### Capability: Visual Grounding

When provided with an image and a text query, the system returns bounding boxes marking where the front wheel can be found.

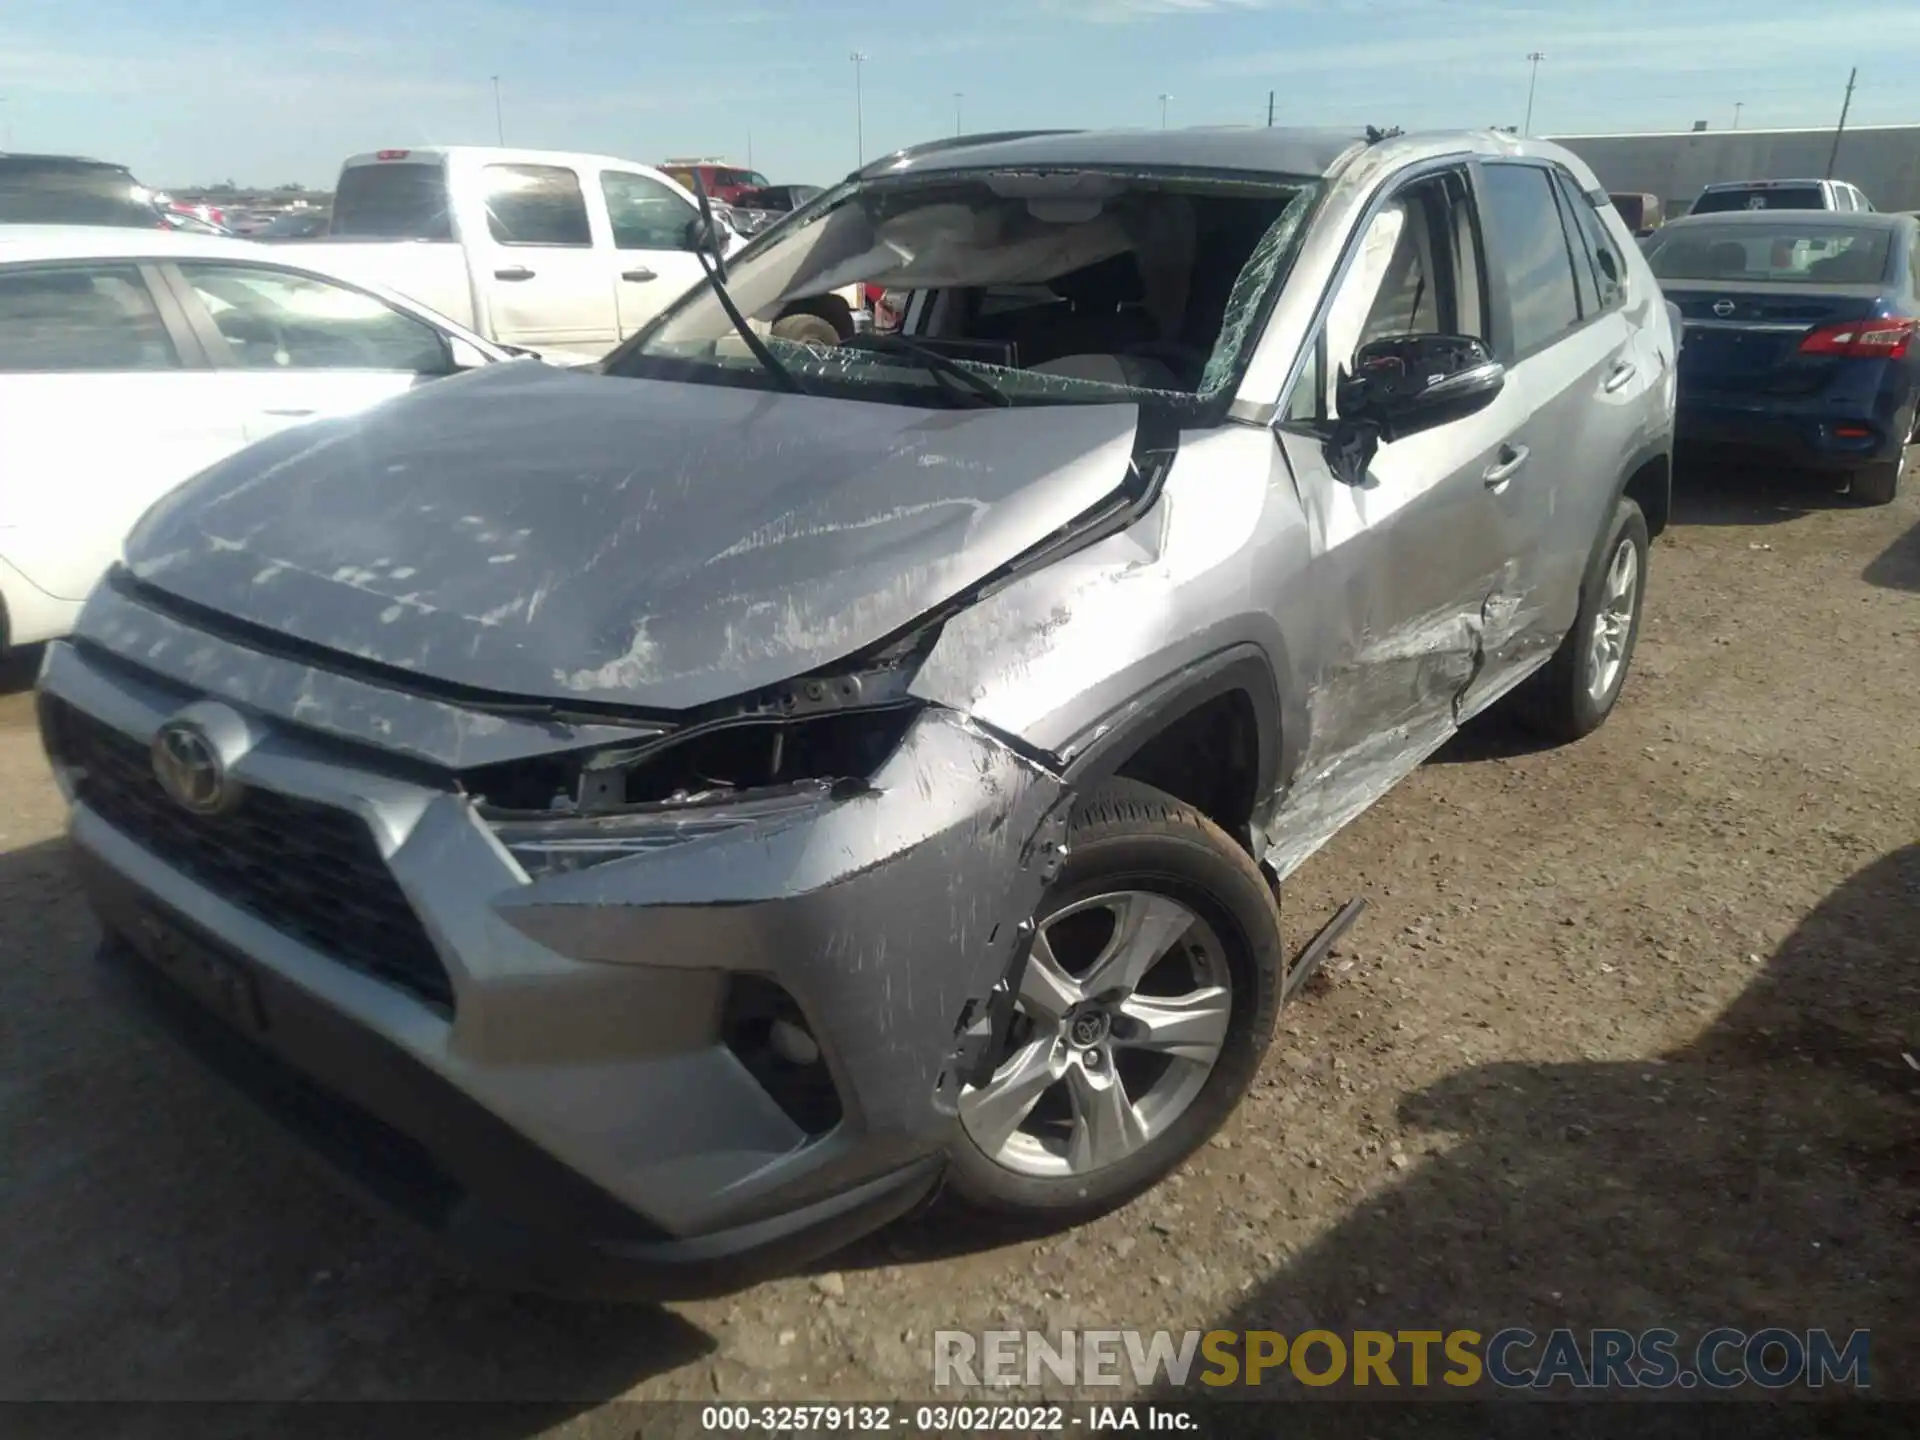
[1513,496,1650,743]
[944,780,1283,1224]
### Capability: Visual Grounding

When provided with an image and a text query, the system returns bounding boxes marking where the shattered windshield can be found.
[602,168,1318,417]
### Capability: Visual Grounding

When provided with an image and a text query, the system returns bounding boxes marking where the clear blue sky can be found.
[1,0,1913,188]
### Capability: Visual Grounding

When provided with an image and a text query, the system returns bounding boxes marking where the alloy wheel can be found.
[1585,536,1639,703]
[958,890,1232,1178]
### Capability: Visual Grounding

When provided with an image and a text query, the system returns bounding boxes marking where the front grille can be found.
[48,698,455,1014]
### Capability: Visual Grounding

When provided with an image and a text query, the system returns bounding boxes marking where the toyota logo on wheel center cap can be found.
[151,720,233,814]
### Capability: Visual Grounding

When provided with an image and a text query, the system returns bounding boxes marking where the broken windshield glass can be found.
[603,168,1320,418]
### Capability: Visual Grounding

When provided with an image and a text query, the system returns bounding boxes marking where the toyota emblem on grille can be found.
[1713,299,1737,318]
[151,720,232,814]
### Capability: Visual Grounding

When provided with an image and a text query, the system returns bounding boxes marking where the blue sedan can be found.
[1645,210,1920,504]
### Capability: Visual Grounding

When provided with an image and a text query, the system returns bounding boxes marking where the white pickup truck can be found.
[293,146,859,361]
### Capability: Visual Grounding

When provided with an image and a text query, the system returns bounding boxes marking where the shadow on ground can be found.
[1862,514,1920,593]
[0,836,712,1427]
[0,643,41,697]
[1670,449,1864,528]
[1162,845,1919,1431]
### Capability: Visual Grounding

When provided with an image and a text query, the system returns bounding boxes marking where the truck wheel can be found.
[771,312,841,346]
[945,780,1283,1224]
[1513,495,1650,743]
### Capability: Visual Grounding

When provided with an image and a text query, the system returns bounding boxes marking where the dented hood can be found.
[123,362,1142,711]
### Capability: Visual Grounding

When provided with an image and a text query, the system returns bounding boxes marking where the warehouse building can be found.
[1548,122,1920,215]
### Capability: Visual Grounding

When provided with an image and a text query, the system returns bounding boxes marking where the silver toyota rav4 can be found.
[39,127,1677,1298]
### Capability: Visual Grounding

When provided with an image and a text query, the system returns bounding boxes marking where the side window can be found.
[1555,171,1624,312]
[178,263,451,373]
[1284,169,1486,424]
[483,164,591,247]
[0,263,178,372]
[601,172,697,251]
[1482,163,1583,355]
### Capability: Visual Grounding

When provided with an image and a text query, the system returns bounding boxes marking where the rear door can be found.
[1462,161,1643,709]
[163,260,460,443]
[468,161,617,357]
[0,259,241,603]
[597,170,708,337]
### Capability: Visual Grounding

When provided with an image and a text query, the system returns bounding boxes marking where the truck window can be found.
[483,165,592,248]
[1692,184,1826,214]
[331,162,454,240]
[600,172,696,251]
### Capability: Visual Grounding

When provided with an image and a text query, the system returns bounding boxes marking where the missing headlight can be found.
[467,703,922,819]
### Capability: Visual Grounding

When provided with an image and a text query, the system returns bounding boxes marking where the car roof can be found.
[1699,178,1836,190]
[0,223,292,262]
[855,125,1584,184]
[1664,210,1910,231]
[0,152,131,171]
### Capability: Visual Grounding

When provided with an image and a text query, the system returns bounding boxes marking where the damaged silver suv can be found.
[39,127,1676,1298]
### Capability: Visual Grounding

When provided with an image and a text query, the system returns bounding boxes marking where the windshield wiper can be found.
[686,173,808,396]
[848,333,1012,408]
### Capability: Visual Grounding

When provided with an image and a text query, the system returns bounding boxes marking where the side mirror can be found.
[447,336,493,370]
[683,213,728,257]
[1336,335,1503,442]
[1327,334,1504,484]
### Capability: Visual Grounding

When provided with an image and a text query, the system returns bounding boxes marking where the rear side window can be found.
[0,264,178,372]
[1692,185,1827,214]
[1556,173,1625,311]
[331,162,453,240]
[1482,163,1582,355]
[483,164,591,247]
[0,162,159,227]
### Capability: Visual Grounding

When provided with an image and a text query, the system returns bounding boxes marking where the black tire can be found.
[943,779,1283,1224]
[1850,454,1903,506]
[770,311,841,346]
[1513,495,1650,743]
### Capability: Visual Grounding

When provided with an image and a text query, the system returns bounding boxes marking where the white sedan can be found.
[0,225,513,653]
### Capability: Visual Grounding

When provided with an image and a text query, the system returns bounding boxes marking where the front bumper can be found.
[39,609,1069,1297]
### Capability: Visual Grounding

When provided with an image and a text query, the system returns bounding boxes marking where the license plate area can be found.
[127,910,268,1038]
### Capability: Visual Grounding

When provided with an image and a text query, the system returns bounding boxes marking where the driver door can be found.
[1266,166,1529,859]
[163,261,458,443]
[597,170,708,338]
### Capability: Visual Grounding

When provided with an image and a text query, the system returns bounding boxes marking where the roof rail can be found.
[850,129,1086,179]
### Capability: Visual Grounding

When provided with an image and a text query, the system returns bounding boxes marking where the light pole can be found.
[953,91,964,136]
[491,75,504,145]
[1733,101,1744,130]
[1522,51,1545,137]
[850,51,868,166]
[1158,93,1172,129]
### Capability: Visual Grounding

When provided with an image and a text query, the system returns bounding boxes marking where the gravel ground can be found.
[2,457,1915,1425]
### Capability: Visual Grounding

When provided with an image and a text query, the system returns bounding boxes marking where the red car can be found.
[659,160,770,207]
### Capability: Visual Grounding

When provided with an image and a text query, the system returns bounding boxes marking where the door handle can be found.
[494,266,535,281]
[1603,360,1638,393]
[1483,444,1530,490]
[621,267,658,283]
[261,408,318,418]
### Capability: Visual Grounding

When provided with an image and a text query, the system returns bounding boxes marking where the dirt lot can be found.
[2,459,1915,1424]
